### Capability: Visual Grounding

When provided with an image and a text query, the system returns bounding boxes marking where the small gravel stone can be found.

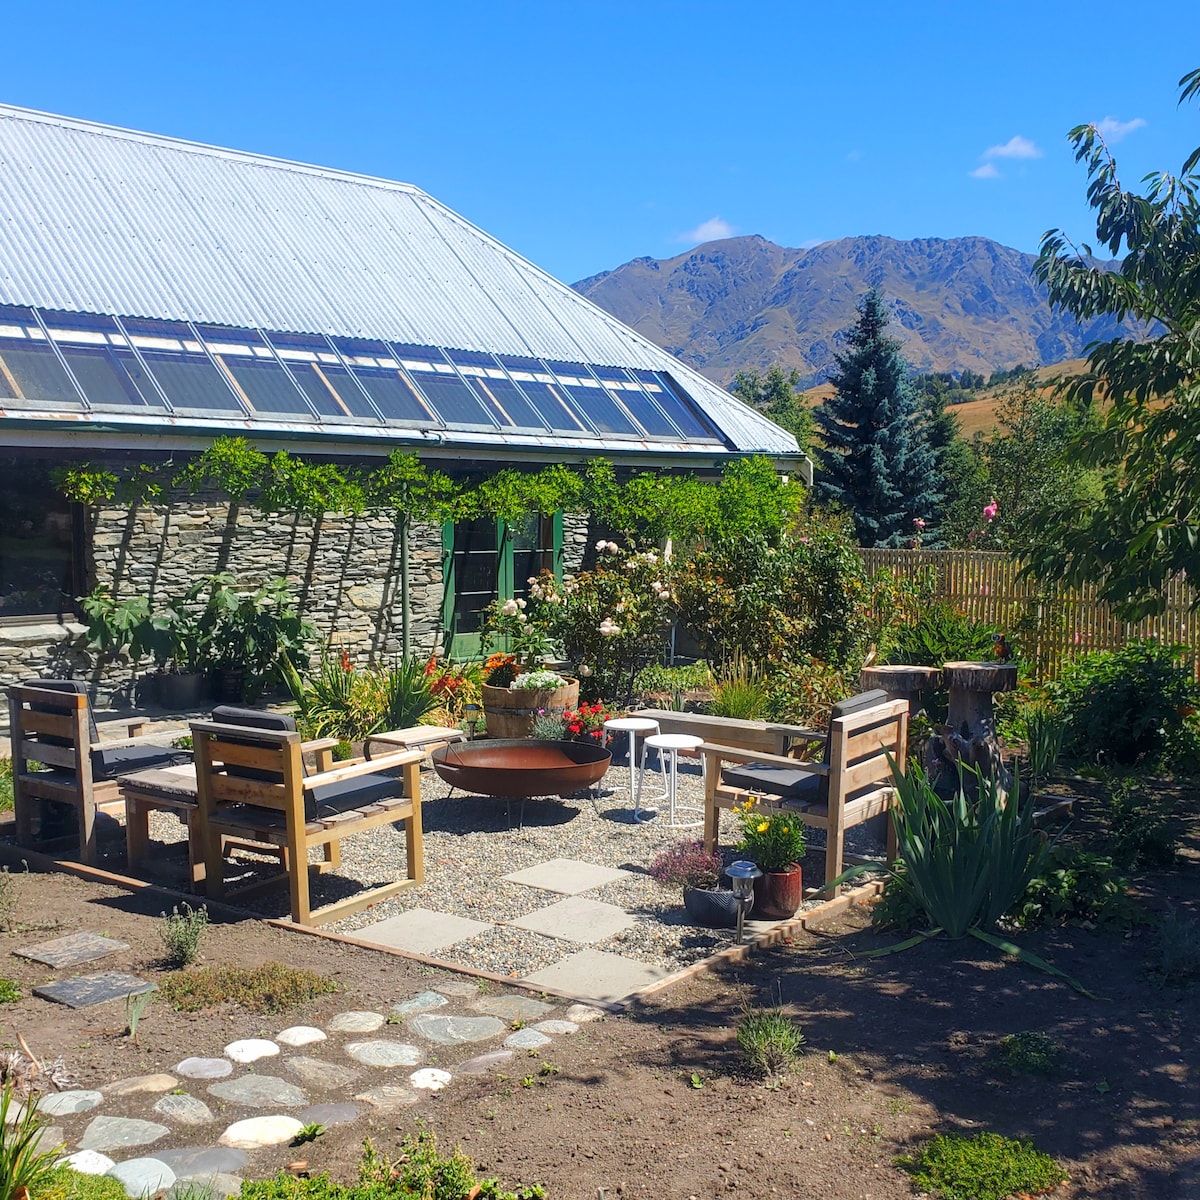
[563,1004,605,1023]
[38,1090,103,1116]
[107,1157,176,1198]
[208,1077,306,1108]
[103,1075,177,1097]
[284,1058,361,1089]
[409,1068,451,1091]
[470,994,553,1021]
[218,1116,304,1150]
[153,1094,214,1126]
[298,1103,360,1126]
[63,1150,114,1176]
[353,1085,420,1111]
[532,1019,579,1035]
[458,1050,515,1076]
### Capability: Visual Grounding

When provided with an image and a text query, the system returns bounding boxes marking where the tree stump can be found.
[927,661,1018,800]
[859,665,944,714]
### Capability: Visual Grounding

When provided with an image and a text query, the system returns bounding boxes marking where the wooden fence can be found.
[858,548,1200,680]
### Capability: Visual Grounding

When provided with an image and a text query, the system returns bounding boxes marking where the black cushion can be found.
[307,772,402,821]
[830,689,891,721]
[211,706,297,732]
[94,743,190,780]
[721,764,823,803]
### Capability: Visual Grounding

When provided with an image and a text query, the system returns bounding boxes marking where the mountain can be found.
[572,234,1123,386]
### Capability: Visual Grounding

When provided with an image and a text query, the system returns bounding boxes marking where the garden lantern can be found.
[725,860,761,944]
[464,703,481,741]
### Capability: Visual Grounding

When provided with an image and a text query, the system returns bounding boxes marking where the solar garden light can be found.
[463,703,481,741]
[725,860,762,944]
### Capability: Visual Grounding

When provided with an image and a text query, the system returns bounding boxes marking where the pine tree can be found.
[812,289,941,546]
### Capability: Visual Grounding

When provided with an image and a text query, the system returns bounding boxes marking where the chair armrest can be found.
[700,743,830,776]
[764,723,826,741]
[302,748,426,790]
[90,729,190,751]
[301,737,340,753]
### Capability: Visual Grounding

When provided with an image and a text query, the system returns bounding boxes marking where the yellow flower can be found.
[757,821,769,833]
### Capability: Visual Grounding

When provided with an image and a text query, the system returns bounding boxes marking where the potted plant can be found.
[734,797,807,920]
[649,840,739,929]
[208,576,312,703]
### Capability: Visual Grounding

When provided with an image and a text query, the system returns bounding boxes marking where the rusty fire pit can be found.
[430,738,612,798]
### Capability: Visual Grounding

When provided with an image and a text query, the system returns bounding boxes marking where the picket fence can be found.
[858,548,1200,680]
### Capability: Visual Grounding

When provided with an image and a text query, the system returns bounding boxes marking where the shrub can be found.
[989,1031,1063,1077]
[160,962,337,1013]
[1012,846,1138,930]
[898,1130,1067,1200]
[0,980,19,1005]
[708,655,770,720]
[766,656,858,728]
[1049,639,1200,767]
[40,1168,128,1200]
[295,654,436,742]
[483,653,518,689]
[634,660,712,700]
[736,1004,806,1077]
[0,758,13,814]
[869,863,927,934]
[159,902,208,967]
[1101,776,1178,869]
[648,841,724,891]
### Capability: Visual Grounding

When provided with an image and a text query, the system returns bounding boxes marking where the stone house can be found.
[0,104,800,730]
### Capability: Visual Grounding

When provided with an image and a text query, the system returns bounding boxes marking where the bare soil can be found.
[1,783,1198,1200]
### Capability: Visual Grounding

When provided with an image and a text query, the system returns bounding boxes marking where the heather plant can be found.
[648,841,724,892]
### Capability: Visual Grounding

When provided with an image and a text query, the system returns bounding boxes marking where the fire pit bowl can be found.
[430,738,612,798]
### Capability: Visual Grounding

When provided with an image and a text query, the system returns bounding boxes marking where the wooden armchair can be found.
[702,694,909,895]
[8,680,189,865]
[190,718,426,926]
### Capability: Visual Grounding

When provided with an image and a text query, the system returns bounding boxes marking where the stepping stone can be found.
[78,1116,170,1154]
[522,948,667,1003]
[208,1076,306,1108]
[276,1026,326,1048]
[15,932,130,969]
[434,979,481,998]
[166,1175,242,1200]
[502,858,631,895]
[391,990,448,1017]
[35,973,155,1009]
[37,1090,103,1116]
[104,1074,177,1097]
[409,1014,505,1046]
[505,1029,550,1050]
[470,994,553,1022]
[510,895,636,943]
[327,1011,385,1034]
[458,1050,515,1076]
[353,1085,419,1111]
[533,1019,579,1035]
[344,1040,422,1068]
[564,1003,605,1023]
[154,1147,250,1179]
[409,1068,451,1091]
[354,909,492,956]
[107,1157,176,1198]
[153,1093,214,1126]
[298,1102,360,1126]
[219,1116,304,1150]
[175,1057,232,1081]
[224,1039,279,1063]
[284,1057,361,1089]
[63,1150,114,1175]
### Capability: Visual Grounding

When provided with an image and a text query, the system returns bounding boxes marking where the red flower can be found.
[339,649,351,673]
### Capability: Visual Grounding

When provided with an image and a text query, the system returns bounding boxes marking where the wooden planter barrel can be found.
[481,678,580,738]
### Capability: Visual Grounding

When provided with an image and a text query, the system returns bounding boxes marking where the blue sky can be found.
[5,1,1199,283]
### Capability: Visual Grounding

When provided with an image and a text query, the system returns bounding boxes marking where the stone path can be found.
[44,984,604,1199]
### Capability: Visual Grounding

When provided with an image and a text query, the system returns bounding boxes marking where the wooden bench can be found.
[702,697,909,895]
[191,719,426,926]
[627,709,825,758]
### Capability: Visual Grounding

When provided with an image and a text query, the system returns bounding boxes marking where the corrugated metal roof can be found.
[0,105,797,456]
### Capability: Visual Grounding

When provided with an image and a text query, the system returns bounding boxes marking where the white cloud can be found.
[1095,115,1146,143]
[983,135,1043,160]
[969,162,1001,180]
[676,216,735,244]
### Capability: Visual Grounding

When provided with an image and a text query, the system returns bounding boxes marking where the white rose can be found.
[516,598,527,609]
[595,539,608,550]
[501,599,519,617]
[579,664,593,677]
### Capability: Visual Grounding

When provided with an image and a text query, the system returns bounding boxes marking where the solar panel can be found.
[0,306,83,405]
[633,370,720,441]
[330,337,435,424]
[264,331,379,420]
[121,318,243,413]
[544,360,640,436]
[43,312,165,408]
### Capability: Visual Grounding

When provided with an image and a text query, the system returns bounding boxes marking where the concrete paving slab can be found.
[522,949,667,1003]
[501,858,631,895]
[15,932,129,969]
[509,895,636,943]
[35,973,155,1009]
[354,909,493,955]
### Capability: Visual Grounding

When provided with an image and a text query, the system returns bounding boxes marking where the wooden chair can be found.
[702,694,909,895]
[190,718,426,926]
[7,680,189,865]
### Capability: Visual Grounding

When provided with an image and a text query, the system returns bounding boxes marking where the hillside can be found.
[573,234,1122,386]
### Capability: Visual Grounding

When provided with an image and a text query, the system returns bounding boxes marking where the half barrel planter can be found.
[481,678,580,738]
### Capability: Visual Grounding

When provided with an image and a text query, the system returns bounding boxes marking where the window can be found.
[0,459,80,620]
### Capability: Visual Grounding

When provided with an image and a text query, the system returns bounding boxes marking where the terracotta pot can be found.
[481,678,579,738]
[752,863,803,920]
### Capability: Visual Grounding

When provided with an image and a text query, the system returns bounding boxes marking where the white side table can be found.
[604,716,661,822]
[641,732,705,828]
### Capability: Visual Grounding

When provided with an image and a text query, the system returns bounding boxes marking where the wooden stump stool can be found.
[859,665,944,714]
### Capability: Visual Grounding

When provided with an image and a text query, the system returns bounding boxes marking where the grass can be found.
[159,961,337,1014]
[898,1131,1067,1200]
[1,1085,66,1200]
[0,979,21,1005]
[989,1031,1063,1077]
[36,1168,128,1200]
[0,758,12,814]
[735,1004,806,1077]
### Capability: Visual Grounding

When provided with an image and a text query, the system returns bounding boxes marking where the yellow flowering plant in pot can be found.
[735,796,807,920]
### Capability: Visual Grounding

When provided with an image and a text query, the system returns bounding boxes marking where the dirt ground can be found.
[1,812,1198,1200]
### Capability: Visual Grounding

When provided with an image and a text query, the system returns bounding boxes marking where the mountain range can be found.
[572,234,1122,387]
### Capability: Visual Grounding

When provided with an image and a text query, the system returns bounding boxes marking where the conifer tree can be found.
[812,289,941,546]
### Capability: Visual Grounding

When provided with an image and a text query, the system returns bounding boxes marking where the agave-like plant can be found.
[832,759,1092,995]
